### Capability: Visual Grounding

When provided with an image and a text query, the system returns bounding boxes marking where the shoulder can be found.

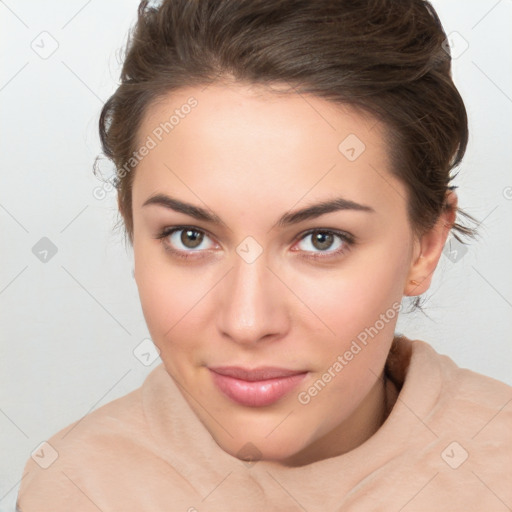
[400,338,512,435]
[17,365,171,511]
[411,338,512,425]
[386,336,512,445]
[412,339,512,505]
[378,337,512,509]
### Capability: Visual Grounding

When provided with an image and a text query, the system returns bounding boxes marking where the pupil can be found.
[181,229,203,249]
[312,231,333,251]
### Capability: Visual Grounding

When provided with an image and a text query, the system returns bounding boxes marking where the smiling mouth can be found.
[208,366,308,407]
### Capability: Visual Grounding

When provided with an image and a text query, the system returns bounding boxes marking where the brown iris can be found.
[181,229,203,249]
[311,231,334,251]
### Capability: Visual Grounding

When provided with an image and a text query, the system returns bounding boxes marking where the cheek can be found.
[289,241,409,373]
[296,251,406,337]
[133,244,208,351]
[290,253,406,421]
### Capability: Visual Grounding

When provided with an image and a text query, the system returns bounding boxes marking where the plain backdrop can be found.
[1,1,511,510]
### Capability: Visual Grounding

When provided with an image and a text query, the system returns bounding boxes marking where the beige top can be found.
[17,337,512,511]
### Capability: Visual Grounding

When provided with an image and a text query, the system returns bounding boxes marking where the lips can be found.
[208,366,308,407]
[209,366,306,381]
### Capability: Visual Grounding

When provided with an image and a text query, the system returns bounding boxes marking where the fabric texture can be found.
[17,337,512,511]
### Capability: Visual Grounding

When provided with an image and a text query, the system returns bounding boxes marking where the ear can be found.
[404,191,457,296]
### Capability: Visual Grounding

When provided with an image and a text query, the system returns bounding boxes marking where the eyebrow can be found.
[142,193,375,227]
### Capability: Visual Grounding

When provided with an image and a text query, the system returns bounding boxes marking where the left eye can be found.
[165,228,216,251]
[295,230,347,253]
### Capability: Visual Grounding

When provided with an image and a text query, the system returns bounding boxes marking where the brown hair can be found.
[98,0,477,246]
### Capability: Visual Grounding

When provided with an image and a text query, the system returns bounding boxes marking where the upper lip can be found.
[209,366,307,381]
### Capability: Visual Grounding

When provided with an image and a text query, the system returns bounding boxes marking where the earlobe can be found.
[405,191,458,296]
[405,254,432,297]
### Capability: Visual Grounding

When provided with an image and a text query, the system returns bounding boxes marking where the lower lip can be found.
[209,370,308,407]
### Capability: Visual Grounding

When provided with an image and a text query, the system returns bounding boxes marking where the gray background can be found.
[1,0,511,510]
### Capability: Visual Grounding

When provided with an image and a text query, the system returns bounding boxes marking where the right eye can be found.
[155,226,219,259]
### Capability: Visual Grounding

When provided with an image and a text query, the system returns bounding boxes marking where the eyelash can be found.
[154,225,355,261]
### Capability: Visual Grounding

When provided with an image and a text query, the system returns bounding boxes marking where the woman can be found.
[17,0,512,510]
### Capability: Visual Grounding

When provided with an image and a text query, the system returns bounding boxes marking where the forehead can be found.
[133,83,405,219]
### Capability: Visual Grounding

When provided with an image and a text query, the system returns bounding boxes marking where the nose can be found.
[216,255,290,346]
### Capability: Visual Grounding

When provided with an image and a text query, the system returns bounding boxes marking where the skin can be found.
[127,82,456,466]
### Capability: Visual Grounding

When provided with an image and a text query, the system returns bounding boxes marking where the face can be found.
[130,83,419,466]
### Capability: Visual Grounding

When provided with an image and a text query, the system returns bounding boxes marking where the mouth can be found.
[208,366,309,407]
